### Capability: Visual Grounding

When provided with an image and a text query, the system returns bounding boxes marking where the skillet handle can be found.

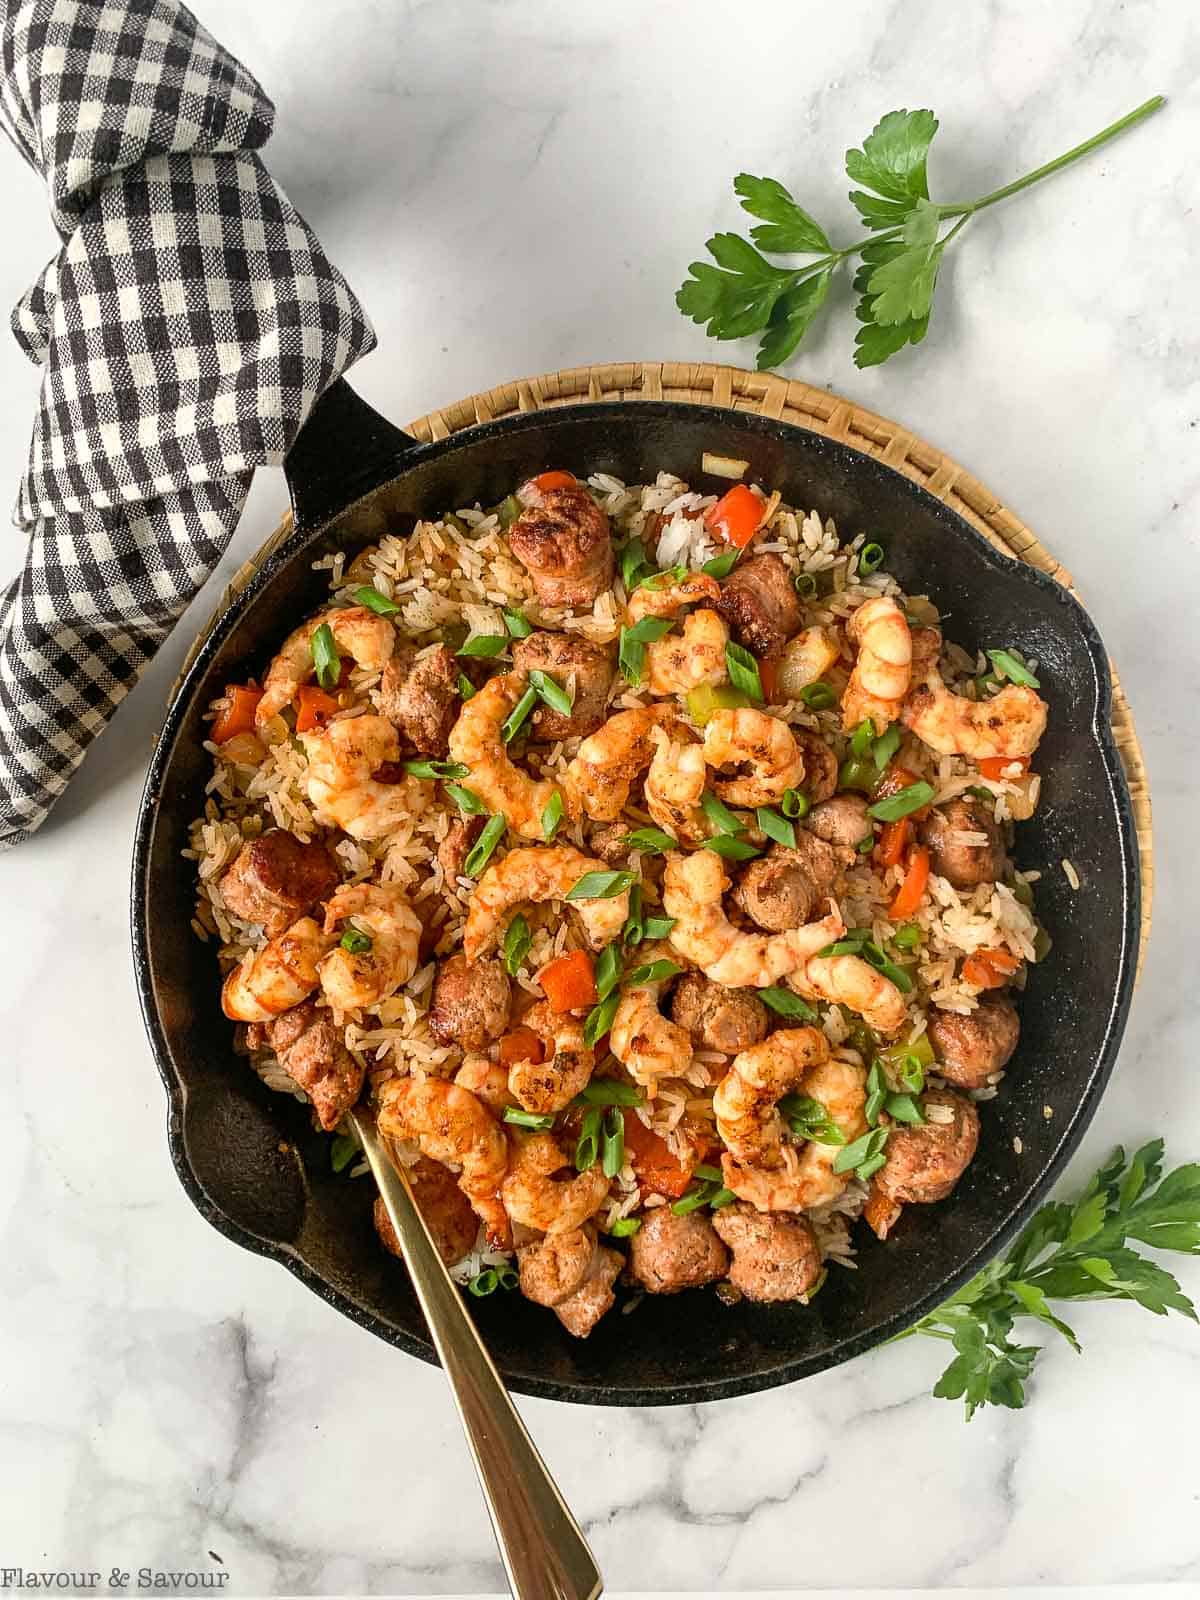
[284,378,426,534]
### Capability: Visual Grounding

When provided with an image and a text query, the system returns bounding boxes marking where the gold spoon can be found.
[349,1107,603,1600]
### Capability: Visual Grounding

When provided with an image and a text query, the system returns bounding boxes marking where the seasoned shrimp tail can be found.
[902,666,1048,759]
[319,883,422,1012]
[791,953,908,1036]
[609,943,694,1087]
[643,727,708,842]
[301,713,432,841]
[563,704,680,822]
[626,572,720,621]
[463,844,632,960]
[377,1076,510,1248]
[702,708,804,806]
[500,1132,609,1234]
[510,1003,595,1113]
[221,916,331,1021]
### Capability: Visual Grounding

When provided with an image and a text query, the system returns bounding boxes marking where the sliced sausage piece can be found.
[793,730,838,805]
[428,954,512,1049]
[876,1088,980,1204]
[927,995,1020,1090]
[733,832,841,933]
[510,632,614,741]
[553,1242,623,1337]
[378,644,461,756]
[508,484,614,608]
[806,792,871,852]
[219,830,340,935]
[438,816,484,885]
[670,972,769,1054]
[517,1225,598,1307]
[266,1000,363,1131]
[715,553,804,656]
[921,797,1005,890]
[627,1207,729,1294]
[374,1157,480,1266]
[711,1204,823,1302]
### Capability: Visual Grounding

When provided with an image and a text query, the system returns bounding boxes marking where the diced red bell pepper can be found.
[211,684,264,743]
[704,483,763,549]
[537,949,597,1013]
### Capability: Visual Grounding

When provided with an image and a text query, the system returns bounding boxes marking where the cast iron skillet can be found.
[131,379,1140,1405]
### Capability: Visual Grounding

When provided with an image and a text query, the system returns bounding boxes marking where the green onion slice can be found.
[330,1134,359,1173]
[567,870,634,901]
[496,494,522,529]
[594,942,623,1002]
[639,565,688,592]
[541,790,564,841]
[340,927,372,955]
[702,836,761,861]
[468,1269,499,1296]
[798,680,836,709]
[858,541,886,575]
[575,1106,602,1171]
[702,549,740,579]
[671,1184,715,1216]
[456,672,476,700]
[756,807,795,848]
[620,537,653,591]
[621,827,677,855]
[759,987,817,1020]
[310,622,340,689]
[401,758,470,780]
[463,812,506,877]
[497,1266,519,1291]
[832,1126,891,1177]
[872,723,901,771]
[884,1092,927,1126]
[575,1081,643,1107]
[850,718,877,758]
[353,585,400,616]
[868,781,935,821]
[583,990,622,1048]
[642,914,677,941]
[500,685,538,743]
[457,633,509,659]
[503,913,531,977]
[793,571,818,600]
[708,1186,736,1209]
[893,922,922,951]
[700,791,744,835]
[529,669,574,716]
[618,617,673,685]
[987,648,1040,689]
[898,1053,926,1094]
[865,1061,888,1127]
[779,1093,846,1146]
[621,883,645,946]
[601,1107,625,1178]
[502,1106,556,1130]
[503,606,533,638]
[780,787,809,819]
[623,959,681,988]
[725,641,764,703]
[445,783,486,815]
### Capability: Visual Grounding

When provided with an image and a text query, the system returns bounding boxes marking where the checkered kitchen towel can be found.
[0,0,374,848]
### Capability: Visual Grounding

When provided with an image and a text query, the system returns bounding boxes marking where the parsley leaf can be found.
[756,269,834,371]
[734,173,831,254]
[845,108,938,224]
[902,1139,1200,1420]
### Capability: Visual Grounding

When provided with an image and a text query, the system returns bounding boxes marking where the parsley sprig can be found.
[899,1140,1200,1419]
[677,97,1164,370]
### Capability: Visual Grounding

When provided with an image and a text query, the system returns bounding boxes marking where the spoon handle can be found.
[351,1109,603,1600]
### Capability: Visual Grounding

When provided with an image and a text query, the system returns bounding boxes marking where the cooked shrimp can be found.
[377,1076,510,1247]
[702,707,804,806]
[455,1053,515,1114]
[646,609,729,696]
[626,572,721,622]
[463,845,632,960]
[509,1002,595,1113]
[663,849,843,988]
[790,953,908,1035]
[643,727,708,842]
[716,1036,867,1212]
[902,666,1048,759]
[841,596,912,731]
[256,606,395,725]
[300,713,428,840]
[500,1132,610,1234]
[563,703,679,822]
[609,942,693,1086]
[446,673,564,840]
[221,915,331,1021]
[319,883,422,1011]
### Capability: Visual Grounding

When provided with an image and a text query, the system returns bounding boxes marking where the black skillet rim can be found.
[131,400,1140,1405]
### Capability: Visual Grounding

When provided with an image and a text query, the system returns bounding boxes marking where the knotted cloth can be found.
[0,0,374,847]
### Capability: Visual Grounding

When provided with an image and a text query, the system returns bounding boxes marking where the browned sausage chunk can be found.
[428,953,512,1049]
[510,632,614,741]
[437,816,484,884]
[378,644,461,756]
[920,797,1005,890]
[711,1204,823,1302]
[517,1225,598,1307]
[553,1243,623,1337]
[265,1000,363,1131]
[927,995,1020,1090]
[373,1156,480,1266]
[876,1088,980,1204]
[733,832,840,933]
[715,553,804,656]
[671,972,769,1054]
[219,830,340,935]
[627,1207,729,1294]
[806,792,871,852]
[589,824,634,865]
[793,730,838,805]
[508,484,614,608]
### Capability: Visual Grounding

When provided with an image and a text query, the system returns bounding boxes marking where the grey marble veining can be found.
[1,0,1199,1594]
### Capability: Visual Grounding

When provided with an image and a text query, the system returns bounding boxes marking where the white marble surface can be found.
[2,1,1199,1594]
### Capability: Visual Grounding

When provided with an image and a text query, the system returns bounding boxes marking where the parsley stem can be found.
[938,94,1165,218]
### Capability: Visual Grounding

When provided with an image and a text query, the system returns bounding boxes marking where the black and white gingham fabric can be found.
[0,0,375,848]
